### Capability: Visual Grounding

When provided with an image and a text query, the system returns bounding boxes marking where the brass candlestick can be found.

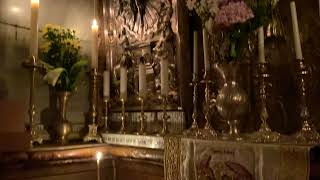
[23,56,48,146]
[119,98,127,134]
[251,63,280,143]
[198,72,218,139]
[293,59,320,144]
[84,69,102,143]
[103,97,110,133]
[136,97,147,135]
[158,95,170,136]
[183,74,200,137]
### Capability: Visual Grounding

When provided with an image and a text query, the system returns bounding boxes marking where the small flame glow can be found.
[96,152,102,161]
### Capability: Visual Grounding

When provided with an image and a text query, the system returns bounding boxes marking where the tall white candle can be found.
[30,0,39,60]
[193,31,199,77]
[258,27,266,63]
[120,67,127,100]
[160,59,169,96]
[290,1,303,60]
[103,71,110,97]
[91,19,99,69]
[202,28,210,72]
[139,62,147,98]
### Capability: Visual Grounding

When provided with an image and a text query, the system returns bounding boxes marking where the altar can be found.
[1,136,320,180]
[164,136,319,180]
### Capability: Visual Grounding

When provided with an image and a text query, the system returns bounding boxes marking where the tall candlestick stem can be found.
[197,72,217,139]
[119,98,126,134]
[104,97,110,133]
[137,97,146,135]
[294,59,320,144]
[158,96,169,136]
[84,69,102,143]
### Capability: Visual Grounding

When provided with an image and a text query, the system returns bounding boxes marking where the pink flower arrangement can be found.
[214,1,254,27]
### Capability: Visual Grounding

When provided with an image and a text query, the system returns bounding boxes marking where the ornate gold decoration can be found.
[119,98,127,134]
[158,96,170,136]
[293,59,320,144]
[250,63,280,143]
[136,97,147,135]
[84,69,102,143]
[184,75,200,137]
[22,57,49,146]
[164,136,181,180]
[198,72,218,139]
[103,97,110,133]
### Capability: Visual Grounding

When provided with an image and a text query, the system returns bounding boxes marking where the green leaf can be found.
[39,60,54,71]
[44,68,66,87]
[69,59,88,91]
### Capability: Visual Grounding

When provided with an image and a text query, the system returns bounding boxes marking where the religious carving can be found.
[108,0,179,109]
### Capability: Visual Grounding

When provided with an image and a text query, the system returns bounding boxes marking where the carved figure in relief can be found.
[113,0,178,104]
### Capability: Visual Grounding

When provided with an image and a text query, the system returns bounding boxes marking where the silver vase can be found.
[214,63,248,141]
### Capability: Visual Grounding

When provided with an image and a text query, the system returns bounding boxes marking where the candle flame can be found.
[31,0,39,5]
[92,19,98,27]
[96,152,102,161]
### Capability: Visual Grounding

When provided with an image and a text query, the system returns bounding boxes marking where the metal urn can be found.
[214,63,249,140]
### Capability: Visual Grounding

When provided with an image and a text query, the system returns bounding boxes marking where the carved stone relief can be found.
[105,0,181,110]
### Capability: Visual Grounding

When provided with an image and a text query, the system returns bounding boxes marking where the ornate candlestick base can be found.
[136,97,147,135]
[251,63,280,143]
[84,123,102,143]
[183,76,200,137]
[157,95,170,136]
[251,107,280,143]
[198,74,217,140]
[294,120,320,144]
[293,59,320,144]
[23,57,49,146]
[30,124,49,145]
[119,98,127,134]
[84,69,102,143]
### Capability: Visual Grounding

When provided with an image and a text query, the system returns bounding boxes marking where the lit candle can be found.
[96,152,102,180]
[160,59,169,96]
[103,71,110,97]
[258,26,266,63]
[120,66,127,100]
[193,31,199,77]
[290,1,303,60]
[139,58,147,98]
[91,19,99,69]
[30,0,39,60]
[202,28,210,72]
